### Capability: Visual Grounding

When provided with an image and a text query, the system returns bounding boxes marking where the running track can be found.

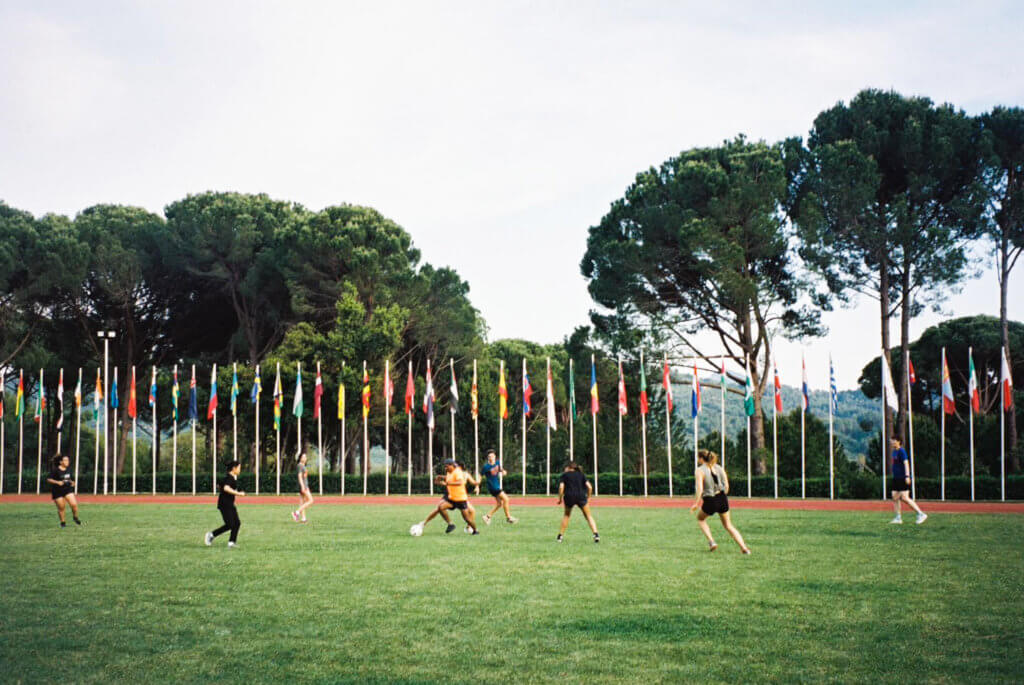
[1,494,1021,514]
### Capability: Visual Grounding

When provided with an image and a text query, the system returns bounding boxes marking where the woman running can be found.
[292,452,314,523]
[556,461,599,543]
[205,460,245,548]
[46,455,81,528]
[690,449,750,554]
[479,448,518,525]
[889,437,927,524]
[413,459,481,535]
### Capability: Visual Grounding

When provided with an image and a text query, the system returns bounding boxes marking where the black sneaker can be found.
[445,523,456,534]
[74,518,82,526]
[470,530,480,535]
[60,522,66,528]
[556,534,563,543]
[593,534,600,544]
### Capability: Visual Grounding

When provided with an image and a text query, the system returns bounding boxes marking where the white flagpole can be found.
[172,365,178,495]
[569,358,574,463]
[111,367,117,494]
[296,362,302,459]
[0,371,5,495]
[57,369,63,456]
[720,355,725,470]
[92,368,99,494]
[75,369,82,494]
[276,361,281,496]
[384,360,390,497]
[17,370,23,494]
[880,356,886,500]
[522,357,527,496]
[546,357,551,496]
[1000,345,1006,502]
[212,363,218,495]
[36,368,43,495]
[745,356,751,498]
[828,355,835,501]
[190,364,196,495]
[131,366,137,494]
[499,360,504,492]
[906,350,916,500]
[428,359,434,497]
[940,347,946,501]
[318,361,324,496]
[641,349,648,498]
[617,354,623,497]
[450,358,455,469]
[406,361,412,496]
[150,367,156,496]
[800,355,805,499]
[772,363,778,500]
[592,354,598,496]
[693,361,699,476]
[969,346,975,502]
[255,364,261,496]
[340,362,347,495]
[665,353,673,498]
[363,360,369,496]
[233,363,238,462]
[474,359,479,484]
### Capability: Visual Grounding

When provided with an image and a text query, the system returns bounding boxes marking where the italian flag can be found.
[968,349,980,413]
[1002,348,1014,412]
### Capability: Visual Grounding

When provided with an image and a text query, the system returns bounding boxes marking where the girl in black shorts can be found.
[46,455,81,528]
[690,449,749,554]
[556,462,599,543]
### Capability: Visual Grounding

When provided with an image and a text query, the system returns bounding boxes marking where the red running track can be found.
[1,493,1022,514]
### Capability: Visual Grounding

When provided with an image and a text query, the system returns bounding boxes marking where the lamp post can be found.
[97,331,116,494]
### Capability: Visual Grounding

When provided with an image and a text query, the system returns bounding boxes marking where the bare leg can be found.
[696,511,715,546]
[501,493,512,519]
[558,507,572,536]
[892,492,902,518]
[423,503,453,526]
[297,491,314,518]
[65,493,80,520]
[488,499,503,518]
[55,499,66,524]
[580,504,599,534]
[900,491,924,516]
[461,507,477,532]
[719,512,749,552]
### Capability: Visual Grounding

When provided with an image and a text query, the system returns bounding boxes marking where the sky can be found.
[1,0,1022,390]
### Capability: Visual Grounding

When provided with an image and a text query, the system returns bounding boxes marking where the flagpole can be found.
[828,356,835,501]
[191,364,196,496]
[363,360,369,496]
[276,362,281,496]
[255,364,261,496]
[799,354,805,499]
[641,349,648,498]
[131,366,137,494]
[969,346,975,502]
[150,367,156,495]
[406,361,411,496]
[693,361,699,476]
[772,363,778,500]
[57,369,63,456]
[1000,346,1006,502]
[569,359,574,463]
[212,363,218,496]
[499,360,504,492]
[522,358,527,496]
[93,368,99,495]
[745,356,751,498]
[18,369,24,494]
[75,369,82,495]
[0,371,5,495]
[617,355,623,497]
[340,361,347,496]
[112,367,118,494]
[940,348,946,501]
[474,359,479,485]
[385,360,390,497]
[546,357,552,496]
[906,350,916,500]
[450,357,456,471]
[318,362,324,496]
[592,354,598,496]
[720,356,725,470]
[665,354,673,498]
[233,363,238,463]
[296,362,302,460]
[880,355,886,500]
[428,359,434,497]
[172,365,178,495]
[36,368,43,494]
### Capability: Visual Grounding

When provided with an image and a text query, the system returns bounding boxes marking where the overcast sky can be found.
[2,1,1021,389]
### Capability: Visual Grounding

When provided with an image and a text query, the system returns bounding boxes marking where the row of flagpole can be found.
[0,345,1015,499]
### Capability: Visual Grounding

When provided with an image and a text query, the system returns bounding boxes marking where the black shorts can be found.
[51,489,72,501]
[701,492,729,516]
[487,486,504,498]
[564,496,588,510]
[892,482,911,493]
[443,496,468,511]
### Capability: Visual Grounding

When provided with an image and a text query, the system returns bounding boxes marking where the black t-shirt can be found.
[218,474,238,508]
[559,470,588,500]
[49,467,72,495]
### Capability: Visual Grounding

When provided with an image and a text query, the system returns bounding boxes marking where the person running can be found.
[292,452,314,523]
[556,461,599,543]
[479,448,518,525]
[414,459,480,535]
[889,437,927,525]
[690,449,750,554]
[46,455,81,528]
[205,460,245,548]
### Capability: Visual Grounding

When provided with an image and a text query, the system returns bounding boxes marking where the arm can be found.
[903,459,911,481]
[690,470,704,510]
[223,485,245,496]
[46,477,63,486]
[586,481,593,497]
[557,481,564,504]
[721,468,730,495]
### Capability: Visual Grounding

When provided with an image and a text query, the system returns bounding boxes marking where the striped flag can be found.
[16,370,25,418]
[449,362,458,414]
[617,360,627,416]
[471,363,479,420]
[968,349,980,412]
[230,367,240,416]
[881,354,899,412]
[0,370,4,420]
[149,369,158,409]
[801,353,809,411]
[404,364,414,415]
[941,350,955,414]
[546,361,557,430]
[313,368,323,419]
[743,361,755,417]
[251,367,262,405]
[109,371,118,410]
[424,361,435,429]
[172,368,180,421]
[498,363,508,420]
[523,362,532,417]
[34,374,46,421]
[639,359,649,415]
[590,359,599,415]
[127,367,137,420]
[74,371,82,409]
[188,368,197,420]
[207,366,218,420]
[273,367,282,431]
[56,369,65,430]
[663,359,673,414]
[829,356,838,414]
[772,358,783,413]
[1002,347,1014,412]
[292,365,303,418]
[93,370,102,422]
[361,366,370,419]
[691,361,701,418]
[569,361,577,421]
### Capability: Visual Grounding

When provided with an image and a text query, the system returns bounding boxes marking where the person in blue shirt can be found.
[478,449,518,525]
[889,438,927,524]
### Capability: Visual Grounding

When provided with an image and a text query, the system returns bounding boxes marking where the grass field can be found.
[1,502,1022,684]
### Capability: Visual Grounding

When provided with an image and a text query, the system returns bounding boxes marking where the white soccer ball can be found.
[409,523,424,537]
[464,526,473,534]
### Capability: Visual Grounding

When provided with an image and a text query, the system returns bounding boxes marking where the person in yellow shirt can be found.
[414,459,481,535]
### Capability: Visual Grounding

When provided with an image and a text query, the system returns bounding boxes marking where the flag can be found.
[292,365,303,418]
[313,368,323,419]
[498,364,508,420]
[56,370,65,430]
[801,354,809,411]
[0,370,4,420]
[663,359,673,414]
[273,367,282,431]
[188,368,197,421]
[424,362,435,429]
[337,373,345,420]
[384,363,394,407]
[34,375,46,422]
[773,358,783,413]
[941,350,955,414]
[908,357,917,385]
[639,360,649,415]
[251,367,262,405]
[569,361,577,421]
[1001,348,1013,412]
[404,364,414,415]
[523,363,532,417]
[93,370,102,422]
[149,368,157,414]
[74,372,82,410]
[617,361,627,416]
[231,367,240,416]
[743,361,755,417]
[110,372,118,410]
[691,361,701,419]
[208,367,219,420]
[449,362,458,414]
[968,350,980,413]
[171,368,179,421]
[16,371,25,418]
[881,354,899,412]
[471,364,479,420]
[361,367,370,419]
[546,362,557,430]
[829,356,838,414]
[127,367,137,420]
[590,360,599,415]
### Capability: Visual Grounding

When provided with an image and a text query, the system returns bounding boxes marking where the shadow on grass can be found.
[554,612,720,642]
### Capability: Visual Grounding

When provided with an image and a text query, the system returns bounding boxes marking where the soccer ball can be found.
[409,523,424,537]
[464,526,473,534]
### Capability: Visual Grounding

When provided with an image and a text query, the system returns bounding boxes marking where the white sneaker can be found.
[204,532,213,546]
[228,541,237,548]
[507,516,519,524]
[916,513,928,525]
[889,517,903,524]
[483,514,492,526]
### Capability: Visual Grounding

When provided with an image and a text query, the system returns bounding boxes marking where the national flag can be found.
[170,367,179,421]
[546,362,557,430]
[292,365,303,418]
[208,366,218,420]
[691,361,701,419]
[663,359,673,414]
[127,367,137,420]
[471,364,479,420]
[881,353,899,412]
[272,367,282,431]
[639,360,649,415]
[109,371,118,410]
[313,368,323,419]
[404,364,414,415]
[590,359,599,415]
[149,367,157,415]
[829,356,838,414]
[93,370,102,422]
[251,366,262,405]
[56,369,65,429]
[801,354,809,411]
[968,349,980,413]
[384,363,394,407]
[188,368,197,421]
[0,370,4,420]
[74,371,82,410]
[569,361,577,421]
[424,362,435,429]
[498,364,508,420]
[34,374,46,422]
[908,357,917,385]
[16,370,25,418]
[230,367,240,416]
[772,358,783,413]
[1001,347,1013,412]
[523,363,532,417]
[617,361,627,416]
[941,350,955,414]
[337,373,345,420]
[361,366,370,419]
[449,362,458,414]
[743,361,755,417]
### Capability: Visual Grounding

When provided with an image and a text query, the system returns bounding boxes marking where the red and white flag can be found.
[1001,347,1014,412]
[313,368,323,419]
[617,360,627,416]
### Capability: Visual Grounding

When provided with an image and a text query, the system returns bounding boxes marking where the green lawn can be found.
[1,502,1022,684]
